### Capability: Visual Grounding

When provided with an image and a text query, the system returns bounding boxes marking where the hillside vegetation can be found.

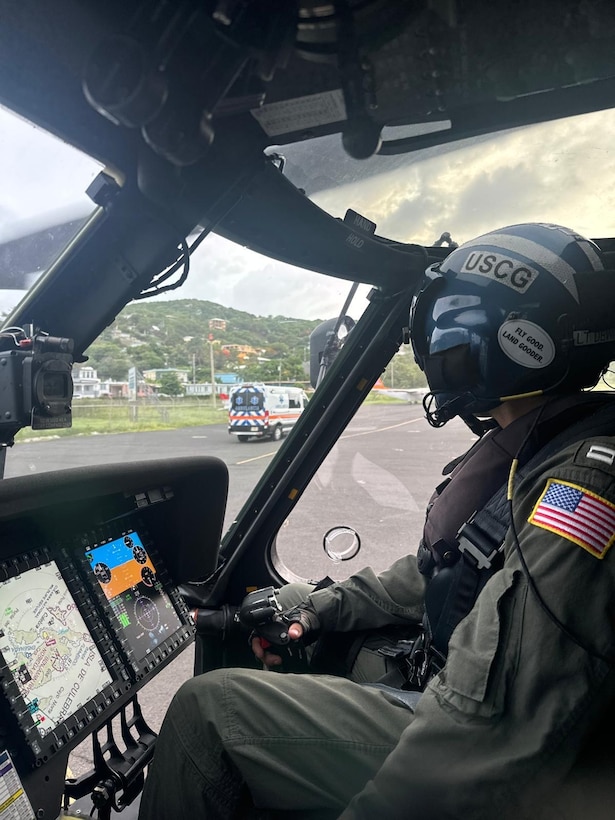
[83,298,427,388]
[84,299,321,383]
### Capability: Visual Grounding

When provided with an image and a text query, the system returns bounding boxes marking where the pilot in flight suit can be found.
[138,223,615,820]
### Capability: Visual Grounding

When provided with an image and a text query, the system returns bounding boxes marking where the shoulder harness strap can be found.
[426,400,615,668]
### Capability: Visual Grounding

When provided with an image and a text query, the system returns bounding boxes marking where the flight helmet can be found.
[410,223,615,427]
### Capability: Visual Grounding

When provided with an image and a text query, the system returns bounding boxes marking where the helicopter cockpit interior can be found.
[0,2,614,817]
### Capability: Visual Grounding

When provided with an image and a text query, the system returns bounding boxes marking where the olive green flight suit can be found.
[139,435,615,820]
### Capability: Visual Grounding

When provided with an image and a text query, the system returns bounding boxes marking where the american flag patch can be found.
[529,479,615,559]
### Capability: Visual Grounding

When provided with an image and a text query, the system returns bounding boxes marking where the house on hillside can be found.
[221,344,259,360]
[142,368,190,384]
[209,318,227,331]
[99,380,129,399]
[72,365,101,399]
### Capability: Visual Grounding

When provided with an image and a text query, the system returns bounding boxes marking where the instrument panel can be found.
[0,456,228,818]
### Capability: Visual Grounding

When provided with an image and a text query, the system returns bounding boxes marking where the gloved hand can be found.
[239,587,321,670]
[280,602,322,641]
[252,600,322,666]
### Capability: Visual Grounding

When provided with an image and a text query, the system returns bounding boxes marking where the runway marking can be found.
[234,418,424,463]
[235,451,277,465]
[341,417,424,439]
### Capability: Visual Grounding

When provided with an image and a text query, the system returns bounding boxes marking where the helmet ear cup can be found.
[410,223,613,424]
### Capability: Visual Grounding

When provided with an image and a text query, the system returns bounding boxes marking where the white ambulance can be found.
[228,383,309,442]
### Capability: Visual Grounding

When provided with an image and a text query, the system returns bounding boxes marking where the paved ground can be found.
[5,404,475,779]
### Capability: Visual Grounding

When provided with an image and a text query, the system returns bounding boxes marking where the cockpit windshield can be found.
[276,107,615,245]
[2,102,615,544]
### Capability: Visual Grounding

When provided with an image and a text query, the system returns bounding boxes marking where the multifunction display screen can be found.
[85,532,182,662]
[0,561,112,737]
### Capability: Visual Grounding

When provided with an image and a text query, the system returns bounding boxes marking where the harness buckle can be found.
[377,640,415,660]
[456,515,505,570]
[403,631,444,690]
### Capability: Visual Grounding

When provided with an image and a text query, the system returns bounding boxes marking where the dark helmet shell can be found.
[411,223,613,424]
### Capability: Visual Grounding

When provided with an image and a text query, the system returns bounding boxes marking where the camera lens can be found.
[41,371,68,400]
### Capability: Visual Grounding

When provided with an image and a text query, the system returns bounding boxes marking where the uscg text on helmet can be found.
[460,251,538,293]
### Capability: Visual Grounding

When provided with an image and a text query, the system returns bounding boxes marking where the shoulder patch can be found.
[575,439,615,471]
[528,478,615,559]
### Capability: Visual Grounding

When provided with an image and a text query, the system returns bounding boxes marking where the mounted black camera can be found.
[0,324,74,445]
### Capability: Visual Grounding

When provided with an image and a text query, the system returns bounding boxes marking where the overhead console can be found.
[0,456,227,819]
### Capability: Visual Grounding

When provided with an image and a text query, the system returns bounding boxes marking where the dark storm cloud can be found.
[434,163,547,239]
[315,110,615,257]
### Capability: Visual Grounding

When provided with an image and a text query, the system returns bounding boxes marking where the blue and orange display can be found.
[85,532,182,661]
[86,533,157,601]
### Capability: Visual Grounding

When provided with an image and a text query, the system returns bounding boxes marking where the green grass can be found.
[15,400,227,442]
[364,390,425,405]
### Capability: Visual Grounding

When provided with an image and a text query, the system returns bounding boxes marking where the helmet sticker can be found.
[459,251,538,292]
[497,320,555,369]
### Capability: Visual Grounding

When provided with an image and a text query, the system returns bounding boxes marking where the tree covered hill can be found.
[83,299,322,382]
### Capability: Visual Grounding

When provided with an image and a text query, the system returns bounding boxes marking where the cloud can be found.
[155,233,371,320]
[0,105,100,243]
[311,109,615,249]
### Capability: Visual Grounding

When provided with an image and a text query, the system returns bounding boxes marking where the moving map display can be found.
[85,532,182,662]
[0,561,112,738]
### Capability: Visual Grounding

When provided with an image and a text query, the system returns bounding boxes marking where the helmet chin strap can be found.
[499,389,544,402]
[460,414,498,436]
[423,391,494,430]
[422,391,454,427]
[423,362,575,431]
[423,388,547,436]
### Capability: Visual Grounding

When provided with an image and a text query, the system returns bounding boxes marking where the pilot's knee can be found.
[169,667,264,728]
[155,669,231,750]
[171,667,229,715]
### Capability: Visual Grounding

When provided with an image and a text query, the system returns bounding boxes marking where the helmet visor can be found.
[421,344,480,393]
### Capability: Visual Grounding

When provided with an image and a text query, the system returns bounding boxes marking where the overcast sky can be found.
[1,104,615,321]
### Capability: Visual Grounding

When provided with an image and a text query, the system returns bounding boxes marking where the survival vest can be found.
[416,397,615,684]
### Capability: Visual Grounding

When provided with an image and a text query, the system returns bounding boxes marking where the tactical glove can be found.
[239,586,321,645]
[281,601,321,644]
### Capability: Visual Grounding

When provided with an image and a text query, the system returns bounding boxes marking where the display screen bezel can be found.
[83,530,185,666]
[77,524,194,681]
[0,548,126,764]
[0,505,195,766]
